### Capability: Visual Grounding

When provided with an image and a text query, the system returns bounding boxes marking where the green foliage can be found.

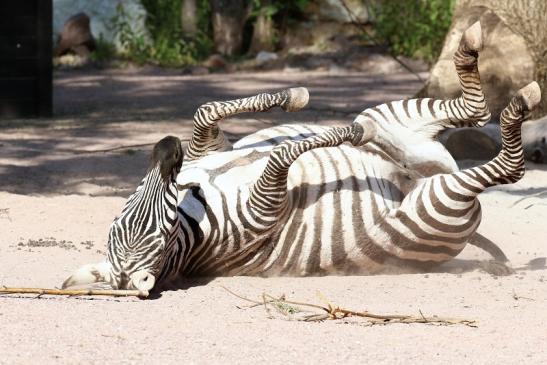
[89,35,116,63]
[372,0,455,63]
[141,0,213,66]
[111,3,150,64]
[110,1,213,67]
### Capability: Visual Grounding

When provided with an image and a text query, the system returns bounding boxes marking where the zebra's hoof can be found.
[517,81,541,112]
[462,21,483,53]
[281,87,309,112]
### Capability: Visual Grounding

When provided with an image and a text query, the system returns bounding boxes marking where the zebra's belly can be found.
[177,141,422,275]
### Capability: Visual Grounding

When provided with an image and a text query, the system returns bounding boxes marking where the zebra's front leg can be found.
[246,121,376,229]
[382,82,541,265]
[186,87,309,160]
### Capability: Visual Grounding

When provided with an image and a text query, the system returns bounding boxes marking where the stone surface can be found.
[441,125,500,160]
[306,0,371,23]
[255,51,279,63]
[202,54,228,70]
[523,116,547,163]
[441,119,547,164]
[55,12,95,57]
[423,6,535,120]
[53,0,148,49]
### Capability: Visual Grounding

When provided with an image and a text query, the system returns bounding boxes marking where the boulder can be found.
[440,117,547,164]
[422,5,535,120]
[55,12,95,57]
[440,124,500,160]
[306,0,370,23]
[523,116,547,163]
[202,54,228,70]
[255,51,278,63]
[53,0,148,50]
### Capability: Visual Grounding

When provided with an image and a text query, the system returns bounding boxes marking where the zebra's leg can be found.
[352,22,491,155]
[186,87,309,160]
[246,121,377,229]
[385,82,540,257]
[444,21,491,127]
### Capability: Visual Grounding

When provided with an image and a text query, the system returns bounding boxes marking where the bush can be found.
[110,0,213,67]
[372,0,455,63]
[89,36,116,63]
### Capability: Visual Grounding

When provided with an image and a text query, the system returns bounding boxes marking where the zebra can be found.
[63,22,541,292]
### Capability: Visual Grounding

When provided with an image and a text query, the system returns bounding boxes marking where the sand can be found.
[0,68,546,364]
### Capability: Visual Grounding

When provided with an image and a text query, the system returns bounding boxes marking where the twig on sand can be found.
[512,289,535,301]
[510,190,547,208]
[222,286,477,327]
[0,286,149,298]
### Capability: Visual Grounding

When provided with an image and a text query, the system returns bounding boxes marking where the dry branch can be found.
[222,286,477,327]
[0,286,149,298]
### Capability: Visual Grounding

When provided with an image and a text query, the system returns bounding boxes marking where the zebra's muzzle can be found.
[128,270,156,291]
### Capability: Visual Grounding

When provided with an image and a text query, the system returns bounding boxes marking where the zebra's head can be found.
[62,136,184,292]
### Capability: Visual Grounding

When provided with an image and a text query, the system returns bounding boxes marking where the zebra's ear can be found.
[61,261,114,289]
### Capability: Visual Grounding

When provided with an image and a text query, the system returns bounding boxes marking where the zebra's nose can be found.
[129,270,156,292]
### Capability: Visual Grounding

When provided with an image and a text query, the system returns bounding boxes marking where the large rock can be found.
[306,0,371,23]
[53,0,148,49]
[440,117,547,164]
[54,12,95,57]
[523,116,547,163]
[422,5,535,120]
[440,124,500,161]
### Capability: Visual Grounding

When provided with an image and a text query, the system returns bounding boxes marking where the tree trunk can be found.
[210,0,249,56]
[181,0,198,36]
[248,1,275,54]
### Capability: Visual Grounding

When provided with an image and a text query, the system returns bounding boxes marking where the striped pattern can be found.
[106,165,179,287]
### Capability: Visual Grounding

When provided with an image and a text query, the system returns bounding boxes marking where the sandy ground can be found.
[1,68,546,364]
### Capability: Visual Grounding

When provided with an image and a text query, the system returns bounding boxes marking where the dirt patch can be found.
[13,238,95,252]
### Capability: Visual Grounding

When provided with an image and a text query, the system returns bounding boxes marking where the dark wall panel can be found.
[0,0,51,118]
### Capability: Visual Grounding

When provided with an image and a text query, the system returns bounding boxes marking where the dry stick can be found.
[510,190,547,208]
[0,287,149,298]
[222,286,477,327]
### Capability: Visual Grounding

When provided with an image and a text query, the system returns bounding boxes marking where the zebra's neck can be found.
[117,166,179,246]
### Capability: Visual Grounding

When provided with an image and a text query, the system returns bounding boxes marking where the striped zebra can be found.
[63,22,541,292]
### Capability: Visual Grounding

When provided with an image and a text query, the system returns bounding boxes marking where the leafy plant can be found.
[111,3,150,64]
[89,35,116,63]
[140,0,213,66]
[372,0,455,63]
[108,1,213,67]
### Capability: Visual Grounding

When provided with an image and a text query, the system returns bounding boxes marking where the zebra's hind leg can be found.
[444,21,491,127]
[186,87,309,160]
[382,82,540,264]
[246,122,376,230]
